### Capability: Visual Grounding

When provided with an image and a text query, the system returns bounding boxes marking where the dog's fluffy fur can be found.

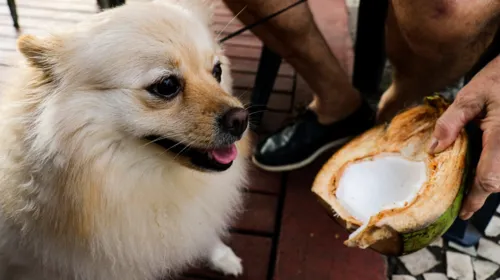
[0,1,250,279]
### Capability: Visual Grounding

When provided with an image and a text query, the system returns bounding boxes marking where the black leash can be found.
[218,0,308,43]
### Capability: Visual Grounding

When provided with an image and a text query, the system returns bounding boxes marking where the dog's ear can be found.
[17,34,62,71]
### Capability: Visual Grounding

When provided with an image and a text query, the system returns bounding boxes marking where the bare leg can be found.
[378,0,500,122]
[222,0,361,124]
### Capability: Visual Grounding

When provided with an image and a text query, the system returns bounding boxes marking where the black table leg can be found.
[250,46,282,131]
[7,0,19,29]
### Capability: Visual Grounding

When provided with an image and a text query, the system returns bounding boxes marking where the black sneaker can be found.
[252,100,375,172]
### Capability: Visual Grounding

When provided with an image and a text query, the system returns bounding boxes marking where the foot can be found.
[208,241,243,277]
[252,100,375,172]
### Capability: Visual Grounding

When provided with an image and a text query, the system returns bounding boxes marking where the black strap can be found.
[218,0,307,43]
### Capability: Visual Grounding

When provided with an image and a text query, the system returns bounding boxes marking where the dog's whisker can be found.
[173,146,190,160]
[216,5,247,41]
[152,141,189,161]
[133,134,185,158]
[236,91,248,100]
[159,139,191,158]
[248,110,268,116]
[172,136,201,160]
[151,134,198,160]
[141,135,171,148]
[130,138,189,169]
[244,104,267,110]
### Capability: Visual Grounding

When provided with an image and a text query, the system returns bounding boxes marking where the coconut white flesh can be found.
[336,154,427,224]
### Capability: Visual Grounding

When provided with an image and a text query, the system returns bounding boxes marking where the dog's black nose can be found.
[220,108,249,137]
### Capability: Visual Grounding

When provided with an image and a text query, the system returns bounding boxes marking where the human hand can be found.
[428,56,500,220]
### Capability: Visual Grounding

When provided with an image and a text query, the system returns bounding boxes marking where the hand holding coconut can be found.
[429,56,500,221]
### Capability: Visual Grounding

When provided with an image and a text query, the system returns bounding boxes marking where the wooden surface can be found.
[0,1,387,279]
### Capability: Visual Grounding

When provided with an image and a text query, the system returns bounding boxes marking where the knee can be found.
[392,0,498,57]
[400,20,469,58]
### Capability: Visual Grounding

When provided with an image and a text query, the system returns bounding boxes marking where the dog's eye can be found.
[212,62,222,83]
[147,76,182,99]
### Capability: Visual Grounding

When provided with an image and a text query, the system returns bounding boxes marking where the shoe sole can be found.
[251,137,352,172]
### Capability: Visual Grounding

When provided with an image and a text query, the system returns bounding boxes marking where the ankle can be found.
[308,96,363,125]
[314,112,342,125]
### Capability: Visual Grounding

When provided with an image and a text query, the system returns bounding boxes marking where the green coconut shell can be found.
[312,95,471,256]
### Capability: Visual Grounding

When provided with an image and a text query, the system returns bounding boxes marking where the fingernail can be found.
[428,137,439,154]
[459,211,473,220]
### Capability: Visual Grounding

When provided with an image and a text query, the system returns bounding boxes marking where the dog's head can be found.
[17,0,249,172]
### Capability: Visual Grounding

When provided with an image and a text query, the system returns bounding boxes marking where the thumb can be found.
[429,93,484,154]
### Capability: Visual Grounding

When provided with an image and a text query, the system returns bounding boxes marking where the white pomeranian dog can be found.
[0,1,251,279]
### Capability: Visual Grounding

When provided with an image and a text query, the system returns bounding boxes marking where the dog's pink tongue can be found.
[210,145,238,164]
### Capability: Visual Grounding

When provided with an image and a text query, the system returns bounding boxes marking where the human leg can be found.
[377,0,500,122]
[222,0,361,123]
[222,0,375,171]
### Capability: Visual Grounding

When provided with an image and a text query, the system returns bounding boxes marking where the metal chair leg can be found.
[249,46,282,131]
[351,0,388,97]
[97,0,125,10]
[7,0,19,29]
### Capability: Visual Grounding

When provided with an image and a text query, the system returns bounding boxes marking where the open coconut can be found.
[312,95,470,256]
